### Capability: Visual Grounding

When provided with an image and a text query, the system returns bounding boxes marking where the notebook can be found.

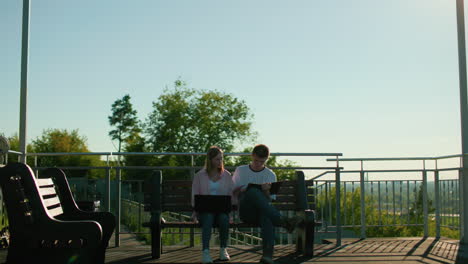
[247,181,283,194]
[194,195,232,213]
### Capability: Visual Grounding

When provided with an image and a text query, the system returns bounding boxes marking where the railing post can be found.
[19,0,30,164]
[456,0,468,245]
[106,167,111,212]
[34,156,38,176]
[190,155,195,246]
[422,170,428,237]
[115,168,121,247]
[325,181,330,233]
[378,182,382,225]
[434,169,441,238]
[335,168,341,247]
[460,167,466,241]
[138,181,142,233]
[360,170,366,239]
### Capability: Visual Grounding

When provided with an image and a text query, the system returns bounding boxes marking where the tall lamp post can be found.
[456,0,468,245]
[19,0,30,163]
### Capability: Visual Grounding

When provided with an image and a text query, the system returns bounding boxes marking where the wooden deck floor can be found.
[0,233,466,263]
[104,232,468,264]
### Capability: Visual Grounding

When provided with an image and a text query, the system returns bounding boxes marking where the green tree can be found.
[405,184,435,236]
[143,79,256,179]
[108,94,141,153]
[31,129,103,178]
[122,134,154,180]
[145,79,255,153]
[227,147,297,181]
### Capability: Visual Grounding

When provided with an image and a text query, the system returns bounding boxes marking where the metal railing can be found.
[318,155,462,241]
[2,151,463,246]
[3,150,342,247]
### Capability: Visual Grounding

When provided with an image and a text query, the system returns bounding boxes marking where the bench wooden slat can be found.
[43,196,61,208]
[275,195,297,203]
[278,181,296,187]
[273,204,297,211]
[162,181,192,188]
[47,206,63,217]
[163,202,191,207]
[163,197,190,204]
[39,186,57,197]
[164,193,190,198]
[276,188,296,195]
[162,189,191,195]
[163,206,193,212]
[37,178,54,187]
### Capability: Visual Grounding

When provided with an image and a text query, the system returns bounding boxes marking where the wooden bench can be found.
[143,170,316,259]
[0,162,115,264]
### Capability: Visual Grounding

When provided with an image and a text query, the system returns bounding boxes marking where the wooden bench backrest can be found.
[145,171,315,213]
[36,178,64,217]
[0,163,64,234]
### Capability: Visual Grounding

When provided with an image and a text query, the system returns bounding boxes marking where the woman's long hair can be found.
[205,146,224,173]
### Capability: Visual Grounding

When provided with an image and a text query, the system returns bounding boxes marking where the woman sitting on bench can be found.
[191,146,234,264]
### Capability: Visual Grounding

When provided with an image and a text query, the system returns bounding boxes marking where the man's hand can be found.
[261,183,271,199]
[261,183,271,191]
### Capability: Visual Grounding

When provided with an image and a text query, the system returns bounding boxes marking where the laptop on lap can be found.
[194,195,232,214]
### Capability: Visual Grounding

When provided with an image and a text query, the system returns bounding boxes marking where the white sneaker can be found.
[219,247,230,261]
[202,249,213,264]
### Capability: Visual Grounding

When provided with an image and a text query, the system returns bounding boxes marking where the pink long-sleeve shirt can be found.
[191,168,234,207]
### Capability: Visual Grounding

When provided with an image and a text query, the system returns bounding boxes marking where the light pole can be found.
[456,0,468,245]
[19,0,30,163]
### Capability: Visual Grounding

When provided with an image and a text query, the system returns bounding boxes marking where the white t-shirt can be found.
[232,164,277,200]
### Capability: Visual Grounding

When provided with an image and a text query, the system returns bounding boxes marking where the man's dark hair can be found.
[252,144,270,158]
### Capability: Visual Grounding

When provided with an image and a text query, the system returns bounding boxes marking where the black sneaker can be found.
[281,216,303,233]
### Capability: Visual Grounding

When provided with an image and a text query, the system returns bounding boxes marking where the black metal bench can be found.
[0,162,115,264]
[143,170,317,259]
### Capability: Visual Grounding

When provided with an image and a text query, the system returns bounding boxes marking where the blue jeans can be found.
[239,187,282,256]
[198,212,229,250]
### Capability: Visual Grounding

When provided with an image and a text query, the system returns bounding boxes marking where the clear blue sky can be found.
[1,0,463,166]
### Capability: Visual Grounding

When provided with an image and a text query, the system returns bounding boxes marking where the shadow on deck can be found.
[0,232,465,263]
[104,232,468,264]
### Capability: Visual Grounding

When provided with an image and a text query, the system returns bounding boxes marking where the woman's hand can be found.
[232,185,245,196]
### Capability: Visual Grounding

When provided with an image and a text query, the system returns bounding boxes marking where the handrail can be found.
[17,151,342,157]
[6,150,23,155]
[32,165,343,170]
[326,153,468,162]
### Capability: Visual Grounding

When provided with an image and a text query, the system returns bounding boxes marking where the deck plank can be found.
[103,232,467,264]
[0,233,465,263]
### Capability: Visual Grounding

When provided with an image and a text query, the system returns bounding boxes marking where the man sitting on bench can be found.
[233,144,302,264]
